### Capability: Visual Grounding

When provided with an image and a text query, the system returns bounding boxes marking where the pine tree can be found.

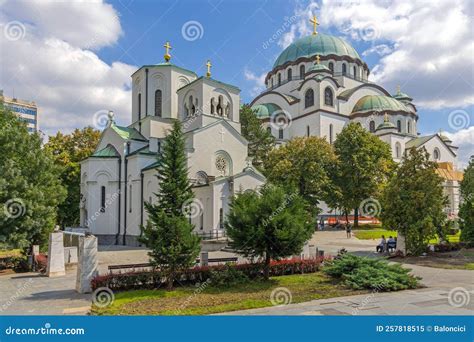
[226,185,313,279]
[140,120,200,289]
[381,148,447,255]
[459,157,474,244]
[240,104,275,171]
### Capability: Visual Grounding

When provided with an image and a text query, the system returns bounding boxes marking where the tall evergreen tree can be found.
[0,105,66,250]
[381,148,447,255]
[332,122,394,227]
[140,120,200,289]
[44,127,100,227]
[240,104,275,171]
[226,185,313,279]
[459,157,474,244]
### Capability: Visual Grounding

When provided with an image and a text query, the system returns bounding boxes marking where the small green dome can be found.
[352,95,410,114]
[308,63,331,73]
[273,33,362,69]
[376,120,396,130]
[393,91,412,102]
[251,103,281,118]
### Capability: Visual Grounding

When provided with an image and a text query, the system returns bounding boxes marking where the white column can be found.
[76,235,98,294]
[46,232,65,277]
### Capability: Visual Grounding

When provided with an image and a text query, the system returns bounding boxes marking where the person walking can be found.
[345,223,352,238]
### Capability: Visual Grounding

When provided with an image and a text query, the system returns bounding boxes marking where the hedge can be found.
[91,257,327,292]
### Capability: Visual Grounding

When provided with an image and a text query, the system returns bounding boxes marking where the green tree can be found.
[240,104,275,171]
[0,105,66,250]
[140,120,200,289]
[44,127,100,227]
[332,122,394,227]
[226,185,313,279]
[459,157,474,244]
[263,136,336,214]
[381,148,447,255]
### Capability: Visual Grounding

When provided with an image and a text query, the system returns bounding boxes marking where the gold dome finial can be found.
[315,54,321,64]
[206,60,212,78]
[163,41,172,62]
[396,84,401,94]
[310,14,320,36]
[384,112,389,122]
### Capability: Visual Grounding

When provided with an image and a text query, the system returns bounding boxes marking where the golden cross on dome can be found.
[206,60,212,78]
[163,41,172,62]
[309,14,319,35]
[396,84,401,94]
[315,54,321,64]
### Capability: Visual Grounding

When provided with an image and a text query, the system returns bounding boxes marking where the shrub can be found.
[91,257,325,292]
[323,254,419,291]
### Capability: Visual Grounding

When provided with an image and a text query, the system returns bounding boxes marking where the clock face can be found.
[215,155,227,174]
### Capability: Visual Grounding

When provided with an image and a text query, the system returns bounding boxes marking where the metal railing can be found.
[194,230,227,240]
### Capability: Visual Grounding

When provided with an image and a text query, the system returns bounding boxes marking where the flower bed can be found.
[91,257,328,292]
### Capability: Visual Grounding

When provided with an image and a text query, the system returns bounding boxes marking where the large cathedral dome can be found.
[273,33,362,69]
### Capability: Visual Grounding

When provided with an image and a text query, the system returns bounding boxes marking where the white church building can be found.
[80,45,265,245]
[250,17,462,219]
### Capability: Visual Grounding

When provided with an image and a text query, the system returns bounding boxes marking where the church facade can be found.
[250,19,462,218]
[80,45,265,245]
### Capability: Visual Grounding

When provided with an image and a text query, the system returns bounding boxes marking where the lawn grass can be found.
[0,249,22,258]
[91,272,367,315]
[353,229,460,244]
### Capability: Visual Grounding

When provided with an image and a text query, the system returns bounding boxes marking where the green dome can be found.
[376,120,396,130]
[251,103,281,118]
[273,33,362,69]
[352,95,410,114]
[308,63,330,73]
[393,91,412,102]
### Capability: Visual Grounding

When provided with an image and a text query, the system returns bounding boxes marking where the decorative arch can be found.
[395,142,401,158]
[195,171,209,185]
[214,150,233,176]
[324,87,334,106]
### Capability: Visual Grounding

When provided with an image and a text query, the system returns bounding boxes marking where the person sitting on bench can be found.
[376,235,386,253]
[387,236,397,252]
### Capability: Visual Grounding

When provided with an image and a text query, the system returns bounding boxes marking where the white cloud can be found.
[0,0,135,136]
[278,1,319,49]
[244,69,266,97]
[362,44,393,57]
[446,126,474,170]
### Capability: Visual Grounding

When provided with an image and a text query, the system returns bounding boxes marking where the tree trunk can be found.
[264,253,271,280]
[354,207,359,228]
[167,270,175,290]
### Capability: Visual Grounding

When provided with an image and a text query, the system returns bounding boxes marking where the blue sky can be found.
[1,0,472,165]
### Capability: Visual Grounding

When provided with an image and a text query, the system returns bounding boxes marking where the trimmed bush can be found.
[91,257,326,292]
[323,254,419,291]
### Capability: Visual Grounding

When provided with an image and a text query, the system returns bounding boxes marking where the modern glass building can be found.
[0,90,38,133]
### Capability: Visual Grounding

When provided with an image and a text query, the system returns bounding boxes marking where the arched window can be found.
[328,62,334,73]
[278,73,281,85]
[219,208,224,229]
[210,98,215,114]
[287,68,292,81]
[353,66,357,78]
[271,79,274,88]
[200,213,204,230]
[407,120,411,134]
[304,88,314,108]
[129,184,132,213]
[278,128,284,139]
[138,93,142,119]
[329,124,334,144]
[154,90,162,117]
[397,120,401,133]
[217,96,223,116]
[433,148,440,160]
[306,125,310,137]
[324,87,333,106]
[395,142,401,158]
[369,120,376,133]
[342,63,347,75]
[100,186,106,212]
[300,65,305,77]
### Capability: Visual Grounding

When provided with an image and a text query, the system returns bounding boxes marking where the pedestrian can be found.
[345,223,352,238]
